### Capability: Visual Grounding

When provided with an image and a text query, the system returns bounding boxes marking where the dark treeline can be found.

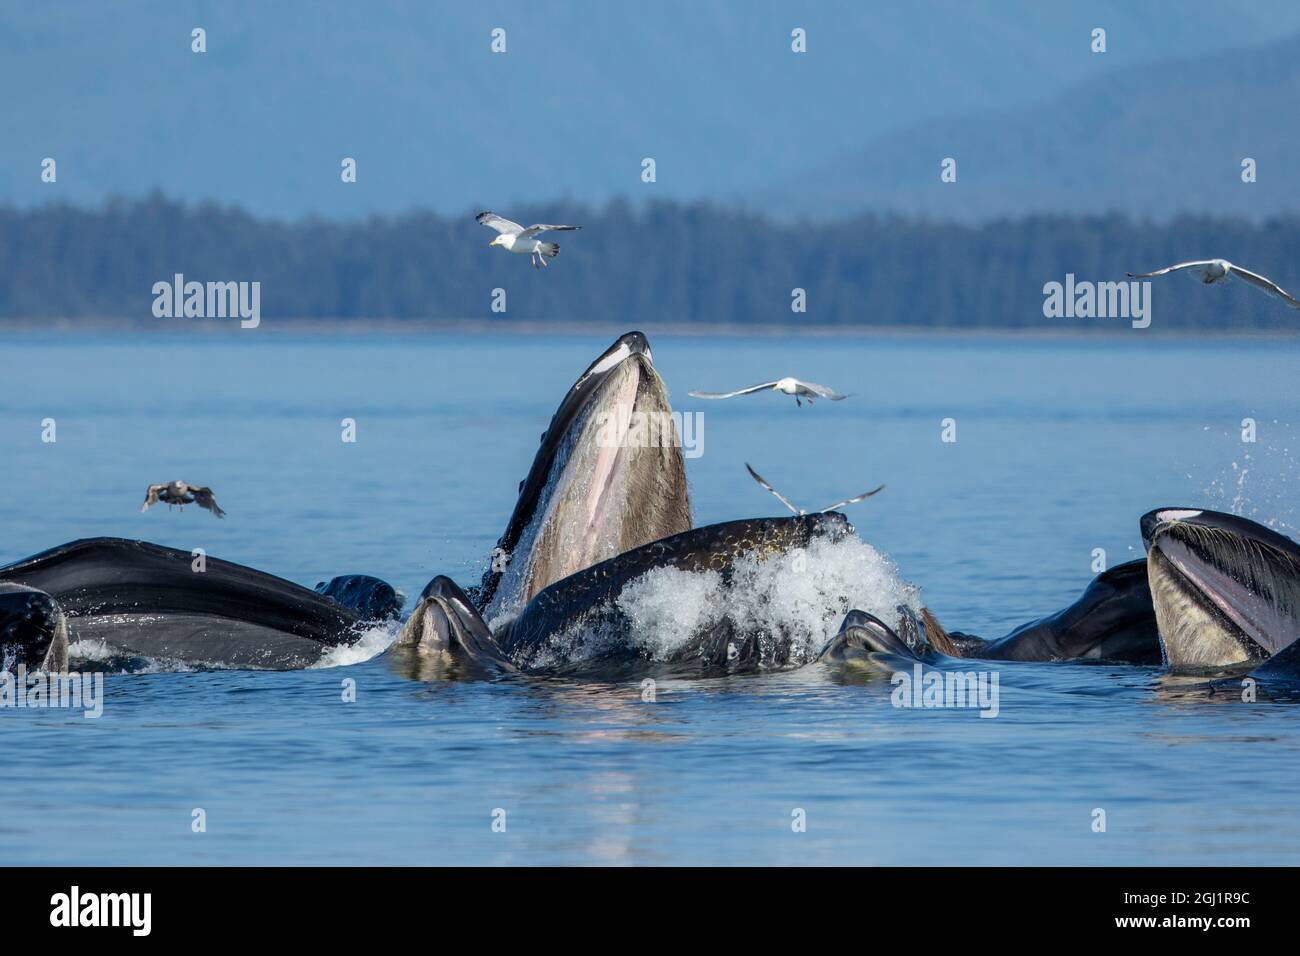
[3,192,1300,329]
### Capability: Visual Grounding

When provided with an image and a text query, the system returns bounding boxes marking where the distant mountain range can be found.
[4,1,1300,220]
[757,28,1300,222]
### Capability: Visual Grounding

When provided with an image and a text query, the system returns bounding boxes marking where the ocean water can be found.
[2,329,1299,865]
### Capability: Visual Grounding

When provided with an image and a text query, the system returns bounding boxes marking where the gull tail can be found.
[540,242,560,259]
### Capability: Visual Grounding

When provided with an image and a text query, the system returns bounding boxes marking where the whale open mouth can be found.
[398,576,510,669]
[1141,508,1300,672]
[477,332,692,623]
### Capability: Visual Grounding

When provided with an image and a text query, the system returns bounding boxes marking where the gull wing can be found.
[475,212,524,235]
[520,223,582,238]
[141,483,164,512]
[818,484,885,513]
[1126,261,1215,279]
[1228,263,1300,308]
[798,380,849,401]
[190,486,226,518]
[688,382,779,400]
[745,463,802,515]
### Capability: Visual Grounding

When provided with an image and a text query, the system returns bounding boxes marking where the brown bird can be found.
[140,480,226,518]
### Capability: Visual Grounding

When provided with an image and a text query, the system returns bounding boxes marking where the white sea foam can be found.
[616,564,727,656]
[66,638,196,673]
[526,533,922,668]
[65,638,119,662]
[310,622,397,668]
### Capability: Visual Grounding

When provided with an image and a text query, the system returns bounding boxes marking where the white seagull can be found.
[745,463,883,516]
[689,377,849,407]
[141,480,226,518]
[1128,259,1300,309]
[476,211,582,268]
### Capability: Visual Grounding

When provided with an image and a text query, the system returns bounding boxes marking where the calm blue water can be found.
[2,330,1299,865]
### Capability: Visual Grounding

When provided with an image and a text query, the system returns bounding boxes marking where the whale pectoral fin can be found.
[397,576,516,672]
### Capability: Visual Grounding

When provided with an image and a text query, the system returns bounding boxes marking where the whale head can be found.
[819,610,913,664]
[1141,508,1300,672]
[476,332,693,622]
[397,576,511,669]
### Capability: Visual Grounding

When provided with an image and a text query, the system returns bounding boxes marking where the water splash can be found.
[311,622,398,668]
[1202,419,1299,535]
[66,638,197,673]
[526,534,922,669]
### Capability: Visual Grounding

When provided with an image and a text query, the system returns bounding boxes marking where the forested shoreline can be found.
[3,193,1299,330]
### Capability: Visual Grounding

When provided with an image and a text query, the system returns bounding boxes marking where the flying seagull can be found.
[745,463,883,516]
[141,480,226,518]
[476,211,582,269]
[689,377,849,407]
[1128,259,1300,309]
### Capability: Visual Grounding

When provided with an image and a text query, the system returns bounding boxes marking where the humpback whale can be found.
[393,575,517,676]
[401,513,865,674]
[824,508,1300,678]
[475,331,692,623]
[0,332,692,675]
[815,560,1161,668]
[819,608,927,664]
[11,327,1291,687]
[0,538,391,671]
[925,559,1161,664]
[1141,508,1300,673]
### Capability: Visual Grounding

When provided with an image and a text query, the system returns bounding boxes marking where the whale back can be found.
[501,513,851,667]
[0,537,360,648]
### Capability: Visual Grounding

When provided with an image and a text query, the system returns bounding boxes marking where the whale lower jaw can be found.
[521,358,679,594]
[397,576,514,671]
[1145,517,1300,673]
[1147,548,1261,672]
[484,349,691,623]
[397,601,455,655]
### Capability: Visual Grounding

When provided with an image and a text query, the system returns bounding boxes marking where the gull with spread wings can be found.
[745,463,883,516]
[689,377,849,407]
[141,480,226,518]
[476,211,582,268]
[1128,258,1300,309]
